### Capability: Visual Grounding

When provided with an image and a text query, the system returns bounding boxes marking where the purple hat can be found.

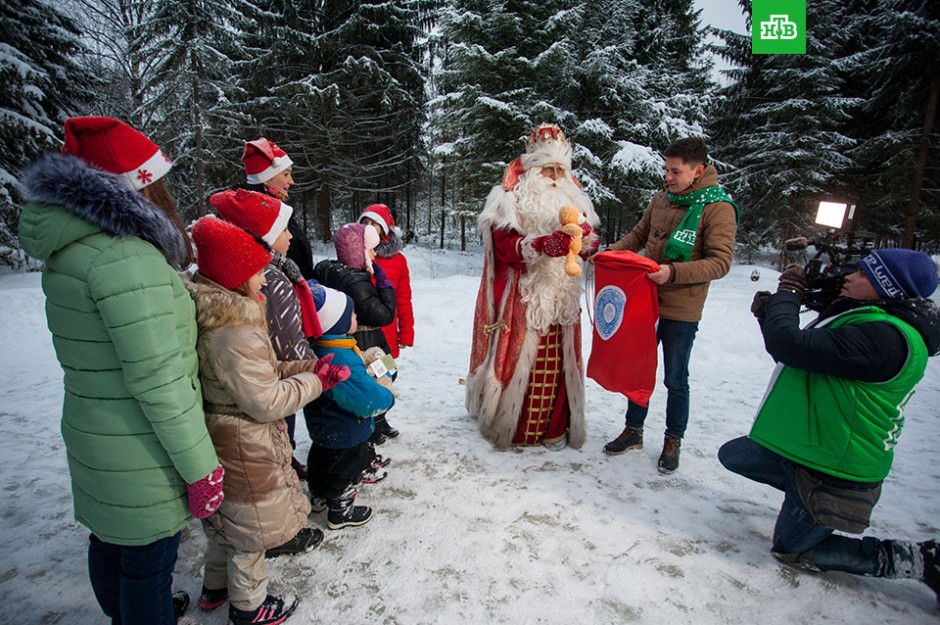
[859,249,938,300]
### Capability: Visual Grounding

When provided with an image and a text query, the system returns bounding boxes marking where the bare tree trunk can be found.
[439,208,445,250]
[902,69,940,248]
[316,180,332,242]
[191,56,206,217]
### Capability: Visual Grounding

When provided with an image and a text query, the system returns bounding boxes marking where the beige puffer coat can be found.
[186,273,321,551]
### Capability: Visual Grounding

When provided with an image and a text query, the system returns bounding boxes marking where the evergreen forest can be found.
[1,0,937,267]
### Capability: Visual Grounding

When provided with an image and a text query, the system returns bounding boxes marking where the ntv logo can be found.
[752,0,806,54]
[760,15,798,40]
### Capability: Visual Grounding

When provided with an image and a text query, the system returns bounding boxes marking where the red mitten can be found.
[579,221,593,237]
[313,354,351,391]
[187,465,224,520]
[532,231,572,257]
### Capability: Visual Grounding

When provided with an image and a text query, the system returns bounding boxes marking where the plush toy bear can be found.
[558,204,585,277]
[361,346,400,397]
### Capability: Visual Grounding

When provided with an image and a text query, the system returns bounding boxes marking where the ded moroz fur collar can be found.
[24,152,189,268]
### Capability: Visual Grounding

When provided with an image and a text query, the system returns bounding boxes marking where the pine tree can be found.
[136,0,250,217]
[241,0,428,241]
[710,0,856,265]
[0,0,97,263]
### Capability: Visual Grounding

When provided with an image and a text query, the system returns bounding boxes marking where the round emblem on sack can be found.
[595,285,626,341]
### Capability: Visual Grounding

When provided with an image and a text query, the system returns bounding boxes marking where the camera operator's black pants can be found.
[718,436,923,580]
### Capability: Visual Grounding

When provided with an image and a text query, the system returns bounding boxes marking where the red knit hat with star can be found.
[242,138,294,184]
[62,116,172,190]
[209,188,293,247]
[358,203,399,238]
[191,216,271,290]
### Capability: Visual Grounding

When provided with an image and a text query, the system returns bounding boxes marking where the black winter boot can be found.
[604,426,643,455]
[327,485,373,530]
[920,540,940,606]
[265,527,324,558]
[172,591,190,622]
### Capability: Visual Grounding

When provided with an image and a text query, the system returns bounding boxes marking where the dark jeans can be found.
[87,531,181,625]
[307,440,371,500]
[625,318,698,438]
[717,436,919,578]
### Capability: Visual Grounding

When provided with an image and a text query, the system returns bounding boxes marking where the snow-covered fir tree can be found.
[240,0,428,241]
[710,0,857,264]
[136,0,250,217]
[0,0,96,264]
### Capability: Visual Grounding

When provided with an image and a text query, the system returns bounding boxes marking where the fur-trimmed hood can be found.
[185,272,267,334]
[21,152,189,268]
[375,229,404,259]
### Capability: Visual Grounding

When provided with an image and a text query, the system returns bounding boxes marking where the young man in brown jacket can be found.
[603,138,738,473]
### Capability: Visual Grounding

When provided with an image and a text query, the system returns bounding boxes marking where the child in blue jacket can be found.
[304,285,395,529]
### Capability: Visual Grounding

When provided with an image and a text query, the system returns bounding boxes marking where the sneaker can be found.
[604,426,643,455]
[172,591,190,622]
[264,527,324,558]
[228,594,298,625]
[290,456,307,481]
[361,466,388,484]
[542,438,567,451]
[327,505,373,530]
[371,453,391,469]
[309,496,327,513]
[198,585,229,611]
[920,540,940,606]
[657,434,681,474]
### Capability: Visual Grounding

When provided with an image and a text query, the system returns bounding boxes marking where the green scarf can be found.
[662,186,739,262]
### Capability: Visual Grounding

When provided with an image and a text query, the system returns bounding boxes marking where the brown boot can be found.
[657,434,681,474]
[604,426,643,455]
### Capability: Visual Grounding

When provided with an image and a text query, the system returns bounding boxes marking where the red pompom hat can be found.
[62,116,172,190]
[358,203,399,238]
[242,138,293,184]
[209,188,293,247]
[191,216,271,290]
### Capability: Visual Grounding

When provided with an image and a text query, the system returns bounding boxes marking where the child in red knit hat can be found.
[186,216,350,625]
[210,187,320,482]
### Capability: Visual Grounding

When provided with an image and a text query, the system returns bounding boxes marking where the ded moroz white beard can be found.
[514,172,584,333]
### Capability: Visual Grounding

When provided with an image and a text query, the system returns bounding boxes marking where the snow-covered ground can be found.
[2,247,938,624]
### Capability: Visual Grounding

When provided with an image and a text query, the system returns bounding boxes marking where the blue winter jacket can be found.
[304,335,395,448]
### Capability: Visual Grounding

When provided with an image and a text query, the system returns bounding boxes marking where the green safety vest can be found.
[749,306,927,482]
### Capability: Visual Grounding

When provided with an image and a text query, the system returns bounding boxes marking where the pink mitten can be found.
[313,355,351,391]
[187,465,224,520]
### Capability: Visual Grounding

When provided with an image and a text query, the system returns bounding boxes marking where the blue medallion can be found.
[595,285,626,340]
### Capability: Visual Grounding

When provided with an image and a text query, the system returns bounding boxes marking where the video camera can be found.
[782,202,873,312]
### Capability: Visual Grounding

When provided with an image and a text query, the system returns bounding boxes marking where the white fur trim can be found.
[124,149,172,190]
[246,155,293,184]
[262,202,293,246]
[520,140,572,172]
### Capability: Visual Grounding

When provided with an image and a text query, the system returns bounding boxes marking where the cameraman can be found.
[719,249,940,605]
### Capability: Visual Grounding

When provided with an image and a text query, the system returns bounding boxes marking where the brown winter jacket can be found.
[186,273,319,552]
[608,165,737,322]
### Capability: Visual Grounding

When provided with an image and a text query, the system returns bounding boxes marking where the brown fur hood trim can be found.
[184,272,267,333]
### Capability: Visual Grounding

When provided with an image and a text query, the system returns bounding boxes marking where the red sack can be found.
[587,251,660,407]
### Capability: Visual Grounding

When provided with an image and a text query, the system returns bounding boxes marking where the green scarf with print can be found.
[662,186,739,262]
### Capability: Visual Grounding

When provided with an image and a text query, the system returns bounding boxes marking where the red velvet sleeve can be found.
[492,228,525,269]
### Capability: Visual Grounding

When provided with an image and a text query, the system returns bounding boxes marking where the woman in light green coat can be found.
[19,117,223,625]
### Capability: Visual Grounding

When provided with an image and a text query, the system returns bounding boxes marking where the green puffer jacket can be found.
[19,153,219,546]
